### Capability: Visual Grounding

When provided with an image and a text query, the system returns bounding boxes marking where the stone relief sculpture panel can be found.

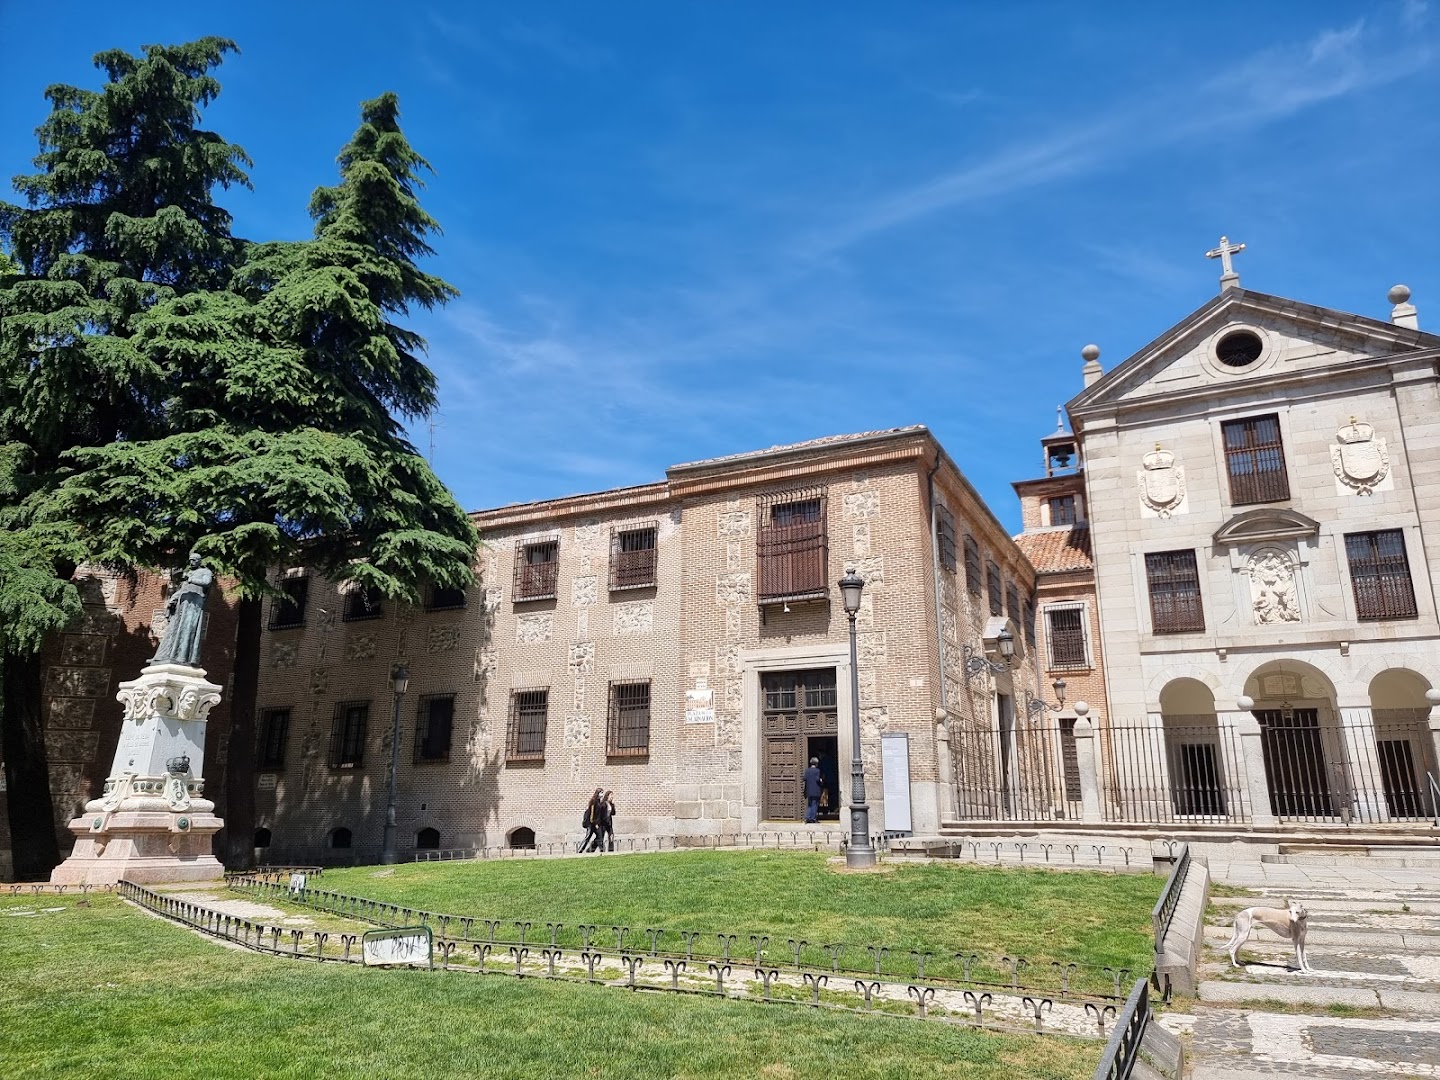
[1331,418,1392,495]
[516,612,554,643]
[1137,445,1187,519]
[1246,549,1300,625]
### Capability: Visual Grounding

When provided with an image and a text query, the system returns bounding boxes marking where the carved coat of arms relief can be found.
[1331,418,1391,495]
[1138,445,1186,519]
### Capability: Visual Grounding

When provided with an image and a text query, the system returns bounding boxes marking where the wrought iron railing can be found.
[1429,771,1440,828]
[1092,978,1150,1080]
[1150,843,1189,955]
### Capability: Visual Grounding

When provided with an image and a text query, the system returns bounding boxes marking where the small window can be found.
[607,681,651,758]
[257,708,291,769]
[1005,582,1021,623]
[1048,495,1077,526]
[1345,530,1418,620]
[508,826,536,849]
[963,536,981,596]
[610,524,658,591]
[1216,329,1264,368]
[506,689,549,763]
[1145,550,1205,634]
[936,507,957,572]
[514,540,559,601]
[427,583,467,611]
[342,585,384,622]
[986,562,1003,617]
[329,827,352,850]
[1222,414,1289,505]
[1045,605,1089,669]
[1024,596,1036,648]
[329,702,369,768]
[253,827,272,849]
[270,577,309,629]
[416,827,440,850]
[414,695,455,763]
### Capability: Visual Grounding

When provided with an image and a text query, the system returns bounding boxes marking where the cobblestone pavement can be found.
[1173,855,1440,1079]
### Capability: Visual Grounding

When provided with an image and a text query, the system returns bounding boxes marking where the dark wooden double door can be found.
[762,669,838,821]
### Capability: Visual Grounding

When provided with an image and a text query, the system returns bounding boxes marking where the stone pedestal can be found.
[51,663,225,885]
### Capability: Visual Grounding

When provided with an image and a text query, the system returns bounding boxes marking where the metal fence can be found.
[951,719,1083,822]
[1102,720,1251,825]
[1092,979,1150,1080]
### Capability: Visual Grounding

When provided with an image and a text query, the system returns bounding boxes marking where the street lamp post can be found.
[838,569,876,869]
[381,663,409,865]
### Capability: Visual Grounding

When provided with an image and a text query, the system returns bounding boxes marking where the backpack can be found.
[582,807,592,829]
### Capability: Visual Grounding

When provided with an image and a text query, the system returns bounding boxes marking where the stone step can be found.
[1204,927,1440,954]
[1263,851,1440,868]
[1182,1006,1440,1078]
[1197,979,1440,1014]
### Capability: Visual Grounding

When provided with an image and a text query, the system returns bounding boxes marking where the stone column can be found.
[1230,710,1276,827]
[1072,711,1102,823]
[934,708,957,822]
[1336,706,1387,823]
[51,662,225,885]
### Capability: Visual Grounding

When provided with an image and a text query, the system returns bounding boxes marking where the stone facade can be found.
[251,428,1040,863]
[1066,281,1440,830]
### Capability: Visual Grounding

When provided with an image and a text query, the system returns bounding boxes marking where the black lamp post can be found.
[838,569,876,869]
[381,663,409,865]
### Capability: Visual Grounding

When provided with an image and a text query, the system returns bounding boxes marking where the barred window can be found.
[342,585,383,622]
[986,562,1003,617]
[1024,596,1037,648]
[607,681,651,758]
[757,489,828,602]
[963,535,981,595]
[506,689,549,763]
[258,708,290,769]
[1222,414,1290,505]
[936,506,957,572]
[610,524,658,591]
[426,583,467,611]
[414,695,455,763]
[1145,550,1205,633]
[270,577,308,629]
[1048,495,1077,526]
[329,702,369,768]
[514,540,559,601]
[1005,581,1021,623]
[1345,530,1418,620]
[1045,605,1089,669]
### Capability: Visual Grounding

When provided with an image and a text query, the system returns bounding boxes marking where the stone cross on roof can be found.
[1205,235,1245,291]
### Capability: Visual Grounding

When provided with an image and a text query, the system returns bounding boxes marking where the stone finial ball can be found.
[1425,688,1440,706]
[1073,700,1090,717]
[1081,344,1101,362]
[1389,284,1412,305]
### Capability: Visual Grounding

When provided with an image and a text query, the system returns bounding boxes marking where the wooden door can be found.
[764,736,800,820]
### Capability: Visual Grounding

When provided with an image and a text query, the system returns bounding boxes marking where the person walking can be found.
[599,790,617,852]
[580,788,604,852]
[803,757,823,823]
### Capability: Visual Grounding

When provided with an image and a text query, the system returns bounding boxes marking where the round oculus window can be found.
[1216,329,1264,368]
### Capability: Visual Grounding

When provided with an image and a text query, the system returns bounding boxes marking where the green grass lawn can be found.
[0,893,1098,1080]
[315,851,1161,980]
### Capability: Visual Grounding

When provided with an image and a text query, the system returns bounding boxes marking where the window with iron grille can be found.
[342,585,383,622]
[986,562,1003,616]
[1005,581,1021,623]
[426,583,467,611]
[1044,604,1089,669]
[257,708,290,769]
[413,695,454,763]
[1024,596,1037,648]
[1222,414,1290,504]
[963,535,981,595]
[514,539,559,601]
[756,489,828,602]
[607,681,651,757]
[610,524,657,591]
[506,689,549,763]
[1345,530,1418,620]
[1048,495,1078,526]
[762,669,838,711]
[269,577,308,629]
[1145,550,1205,633]
[936,506,957,572]
[328,702,369,768]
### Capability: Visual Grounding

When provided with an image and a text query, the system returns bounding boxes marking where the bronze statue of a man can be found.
[152,552,214,667]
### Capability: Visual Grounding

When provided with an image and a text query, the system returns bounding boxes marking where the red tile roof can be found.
[1015,527,1092,574]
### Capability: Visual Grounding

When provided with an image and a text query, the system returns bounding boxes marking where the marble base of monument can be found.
[51,663,226,886]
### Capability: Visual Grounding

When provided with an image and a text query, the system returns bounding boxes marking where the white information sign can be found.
[362,926,433,968]
[880,733,913,835]
[684,708,715,725]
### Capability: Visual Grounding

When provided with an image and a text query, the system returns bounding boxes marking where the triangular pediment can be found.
[1067,289,1440,416]
[1213,507,1319,546]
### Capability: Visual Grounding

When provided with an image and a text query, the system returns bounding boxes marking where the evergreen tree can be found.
[0,39,249,879]
[51,94,478,869]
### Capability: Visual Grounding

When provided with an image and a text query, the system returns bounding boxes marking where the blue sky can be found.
[4,3,1438,532]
